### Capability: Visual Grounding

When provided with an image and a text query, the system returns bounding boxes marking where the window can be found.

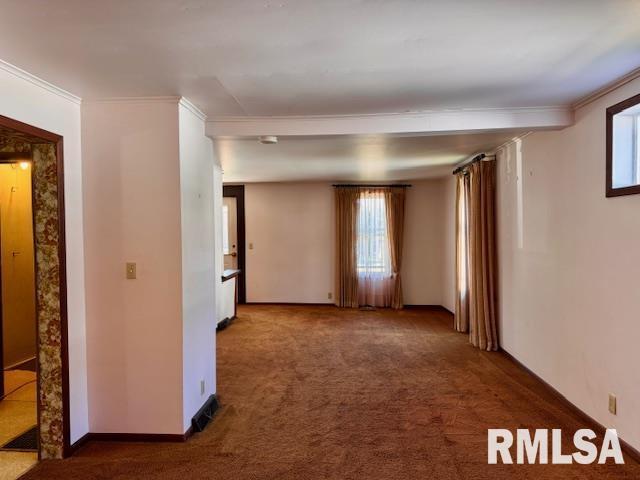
[222,204,229,255]
[606,92,640,197]
[356,192,391,276]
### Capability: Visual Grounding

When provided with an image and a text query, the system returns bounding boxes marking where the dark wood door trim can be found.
[223,185,246,304]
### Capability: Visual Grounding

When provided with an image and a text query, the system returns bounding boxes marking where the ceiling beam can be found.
[206,106,573,138]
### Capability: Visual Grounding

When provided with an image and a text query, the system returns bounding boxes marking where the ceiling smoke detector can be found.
[258,135,278,144]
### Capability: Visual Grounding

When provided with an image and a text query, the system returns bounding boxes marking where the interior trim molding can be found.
[68,398,218,454]
[82,96,182,105]
[403,305,452,313]
[84,432,189,443]
[3,355,37,371]
[0,59,81,105]
[179,97,207,121]
[245,302,335,306]
[501,348,640,464]
[572,66,640,111]
[81,96,207,120]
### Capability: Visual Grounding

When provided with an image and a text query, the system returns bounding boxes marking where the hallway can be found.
[22,305,640,479]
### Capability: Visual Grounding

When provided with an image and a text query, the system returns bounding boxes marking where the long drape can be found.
[335,187,360,307]
[454,160,499,351]
[384,188,405,309]
[467,161,498,350]
[454,173,470,332]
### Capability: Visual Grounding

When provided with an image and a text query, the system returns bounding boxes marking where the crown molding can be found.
[0,59,81,105]
[81,96,207,121]
[572,66,640,110]
[206,106,572,138]
[82,96,181,105]
[178,97,207,121]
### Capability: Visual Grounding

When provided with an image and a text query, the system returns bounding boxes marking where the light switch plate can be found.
[126,262,137,280]
[608,394,617,415]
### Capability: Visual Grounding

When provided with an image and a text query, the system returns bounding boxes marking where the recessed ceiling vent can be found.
[258,135,278,144]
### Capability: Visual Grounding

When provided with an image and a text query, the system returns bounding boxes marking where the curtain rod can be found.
[451,153,499,175]
[332,184,411,188]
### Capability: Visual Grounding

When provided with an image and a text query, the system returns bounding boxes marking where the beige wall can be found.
[244,183,335,303]
[242,180,449,305]
[401,179,447,306]
[0,61,88,442]
[0,163,36,367]
[495,77,640,450]
[82,100,184,434]
[178,102,218,431]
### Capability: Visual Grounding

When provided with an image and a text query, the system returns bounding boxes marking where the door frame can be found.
[223,185,246,303]
[0,113,71,458]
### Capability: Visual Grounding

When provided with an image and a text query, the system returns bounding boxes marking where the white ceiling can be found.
[218,131,519,183]
[1,0,638,182]
[0,0,639,117]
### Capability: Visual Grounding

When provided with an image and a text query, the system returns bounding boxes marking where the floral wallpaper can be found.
[31,143,65,459]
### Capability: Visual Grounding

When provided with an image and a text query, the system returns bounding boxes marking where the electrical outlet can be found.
[327,292,332,300]
[608,394,617,415]
[200,380,205,395]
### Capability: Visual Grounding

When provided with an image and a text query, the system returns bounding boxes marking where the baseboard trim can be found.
[86,432,189,443]
[403,305,453,314]
[68,429,194,454]
[67,432,91,456]
[4,356,37,371]
[501,348,640,464]
[245,302,335,306]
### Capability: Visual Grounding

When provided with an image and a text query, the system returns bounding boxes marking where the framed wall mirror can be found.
[606,92,640,197]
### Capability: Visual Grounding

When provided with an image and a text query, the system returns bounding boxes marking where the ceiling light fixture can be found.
[258,135,278,144]
[19,161,30,170]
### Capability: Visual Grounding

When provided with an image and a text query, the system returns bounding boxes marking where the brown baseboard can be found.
[403,305,453,314]
[501,348,640,464]
[67,432,91,456]
[244,302,335,306]
[68,430,191,454]
[88,432,189,443]
[68,396,216,455]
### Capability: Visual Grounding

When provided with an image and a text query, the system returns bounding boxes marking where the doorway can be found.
[0,157,38,476]
[222,185,246,303]
[0,114,70,467]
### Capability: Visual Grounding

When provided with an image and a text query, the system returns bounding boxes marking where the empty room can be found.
[0,1,638,479]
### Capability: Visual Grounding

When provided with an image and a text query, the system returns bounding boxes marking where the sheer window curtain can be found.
[357,189,393,307]
[335,186,405,309]
[454,173,470,332]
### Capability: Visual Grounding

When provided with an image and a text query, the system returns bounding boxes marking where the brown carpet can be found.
[23,305,640,479]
